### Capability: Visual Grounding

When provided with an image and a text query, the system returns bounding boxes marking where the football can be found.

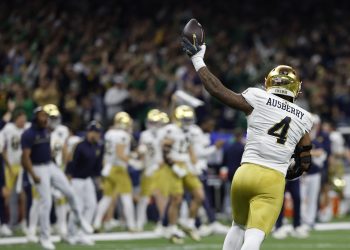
[183,18,205,45]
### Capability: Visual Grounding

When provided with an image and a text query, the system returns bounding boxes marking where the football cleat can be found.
[103,219,120,232]
[210,221,230,234]
[154,222,164,235]
[0,224,13,236]
[178,219,201,241]
[198,224,213,237]
[26,230,39,243]
[39,239,56,250]
[291,226,309,239]
[75,233,95,246]
[170,234,184,244]
[265,65,301,101]
[272,225,293,239]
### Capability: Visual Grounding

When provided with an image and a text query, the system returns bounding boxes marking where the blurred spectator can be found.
[104,75,129,122]
[33,77,60,106]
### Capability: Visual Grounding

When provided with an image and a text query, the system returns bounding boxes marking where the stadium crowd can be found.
[0,0,350,130]
[0,0,349,249]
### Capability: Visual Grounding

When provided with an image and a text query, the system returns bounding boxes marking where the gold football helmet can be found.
[146,109,161,129]
[147,109,161,123]
[43,104,61,129]
[174,105,195,128]
[114,112,133,130]
[43,104,60,117]
[159,112,170,126]
[265,65,301,100]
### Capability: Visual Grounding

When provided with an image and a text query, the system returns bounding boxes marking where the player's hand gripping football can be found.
[181,36,205,58]
[181,19,206,71]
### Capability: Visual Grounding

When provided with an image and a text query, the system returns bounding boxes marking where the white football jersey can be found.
[187,124,217,172]
[159,123,191,164]
[241,87,313,175]
[2,122,30,165]
[66,135,82,156]
[51,125,70,167]
[139,129,162,176]
[104,129,131,168]
[330,131,345,155]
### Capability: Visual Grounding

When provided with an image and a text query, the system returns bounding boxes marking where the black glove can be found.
[181,36,202,57]
[285,159,304,181]
[286,145,312,181]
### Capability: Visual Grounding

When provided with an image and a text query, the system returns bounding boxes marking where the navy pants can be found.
[276,178,301,229]
[199,171,216,224]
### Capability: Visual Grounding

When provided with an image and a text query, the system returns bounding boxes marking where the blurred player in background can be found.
[1,109,30,233]
[182,32,313,249]
[21,106,93,250]
[66,121,103,245]
[272,178,308,239]
[0,103,15,236]
[161,105,204,243]
[93,112,136,231]
[0,128,12,236]
[136,109,168,232]
[300,115,327,230]
[186,118,228,236]
[47,104,70,237]
[26,104,70,241]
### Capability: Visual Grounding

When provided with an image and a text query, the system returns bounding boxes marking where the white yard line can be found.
[0,222,349,245]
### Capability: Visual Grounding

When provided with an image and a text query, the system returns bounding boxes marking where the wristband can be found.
[191,57,206,72]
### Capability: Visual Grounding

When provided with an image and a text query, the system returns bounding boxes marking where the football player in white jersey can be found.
[185,120,229,236]
[47,104,70,237]
[2,110,30,232]
[93,112,136,231]
[182,29,313,249]
[160,105,204,243]
[136,109,167,232]
[65,131,82,163]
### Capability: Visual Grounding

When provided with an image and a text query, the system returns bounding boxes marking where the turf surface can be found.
[1,230,349,250]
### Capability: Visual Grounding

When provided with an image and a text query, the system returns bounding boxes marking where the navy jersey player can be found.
[21,106,93,250]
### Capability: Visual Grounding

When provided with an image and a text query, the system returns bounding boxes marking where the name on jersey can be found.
[266,98,304,120]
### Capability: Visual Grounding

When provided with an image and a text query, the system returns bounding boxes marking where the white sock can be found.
[93,196,112,229]
[55,204,68,235]
[241,228,265,250]
[121,194,136,230]
[28,199,40,234]
[136,197,149,230]
[222,223,245,250]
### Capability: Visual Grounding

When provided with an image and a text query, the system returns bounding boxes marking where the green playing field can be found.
[1,230,349,250]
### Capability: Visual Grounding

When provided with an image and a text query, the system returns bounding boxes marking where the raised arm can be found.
[181,37,253,115]
[197,67,252,114]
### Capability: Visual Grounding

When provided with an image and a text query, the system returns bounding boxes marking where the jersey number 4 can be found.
[268,116,291,144]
